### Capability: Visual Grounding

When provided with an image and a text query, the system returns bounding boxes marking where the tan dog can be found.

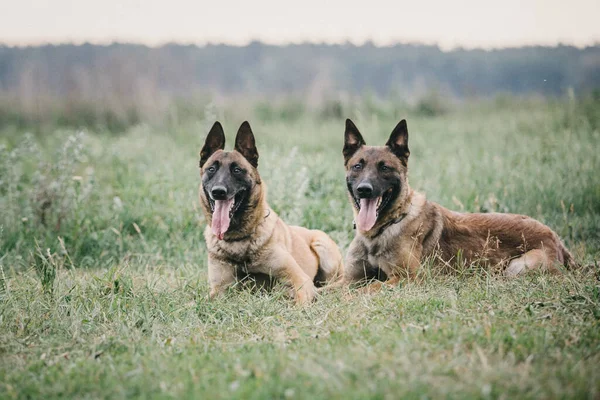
[199,121,343,304]
[342,119,576,286]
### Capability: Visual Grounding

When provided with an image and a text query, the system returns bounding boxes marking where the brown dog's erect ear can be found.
[343,119,366,165]
[234,121,259,168]
[386,119,410,165]
[200,121,226,167]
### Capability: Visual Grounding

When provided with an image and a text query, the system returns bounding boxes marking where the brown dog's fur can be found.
[199,121,343,304]
[342,119,576,286]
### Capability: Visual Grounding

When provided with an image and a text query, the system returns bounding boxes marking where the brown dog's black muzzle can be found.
[211,185,228,200]
[356,182,374,198]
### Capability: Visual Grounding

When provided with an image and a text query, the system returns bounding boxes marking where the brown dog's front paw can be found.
[357,281,385,294]
[357,276,401,295]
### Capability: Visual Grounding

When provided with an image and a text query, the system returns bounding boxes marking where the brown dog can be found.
[342,118,576,286]
[199,121,343,304]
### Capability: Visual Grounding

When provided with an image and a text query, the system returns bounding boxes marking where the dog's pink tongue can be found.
[212,199,234,240]
[357,198,379,232]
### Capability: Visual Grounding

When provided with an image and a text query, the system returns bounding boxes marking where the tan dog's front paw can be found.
[295,281,317,304]
[209,288,223,299]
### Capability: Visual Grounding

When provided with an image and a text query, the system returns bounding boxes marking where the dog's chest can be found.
[364,237,395,269]
[361,225,406,272]
[211,240,266,271]
[215,241,253,262]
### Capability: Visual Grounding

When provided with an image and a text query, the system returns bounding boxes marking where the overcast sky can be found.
[1,0,599,49]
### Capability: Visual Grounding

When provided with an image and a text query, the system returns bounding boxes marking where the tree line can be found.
[0,42,598,129]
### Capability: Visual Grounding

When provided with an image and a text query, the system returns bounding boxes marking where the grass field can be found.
[1,98,599,398]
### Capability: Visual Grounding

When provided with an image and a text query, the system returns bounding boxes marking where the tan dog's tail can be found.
[310,230,344,286]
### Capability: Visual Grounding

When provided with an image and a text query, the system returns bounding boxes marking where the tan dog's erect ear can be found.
[200,121,226,167]
[343,119,366,165]
[234,121,259,168]
[386,119,410,165]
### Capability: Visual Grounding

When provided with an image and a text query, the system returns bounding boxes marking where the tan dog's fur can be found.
[199,122,343,304]
[342,119,576,287]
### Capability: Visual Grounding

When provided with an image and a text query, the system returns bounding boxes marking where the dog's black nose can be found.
[356,182,373,198]
[211,186,228,200]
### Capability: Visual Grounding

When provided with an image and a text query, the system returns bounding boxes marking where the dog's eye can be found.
[207,166,216,173]
[352,163,362,171]
[380,165,390,172]
[233,167,242,174]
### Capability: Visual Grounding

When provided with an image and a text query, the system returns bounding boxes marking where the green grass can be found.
[1,98,599,399]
